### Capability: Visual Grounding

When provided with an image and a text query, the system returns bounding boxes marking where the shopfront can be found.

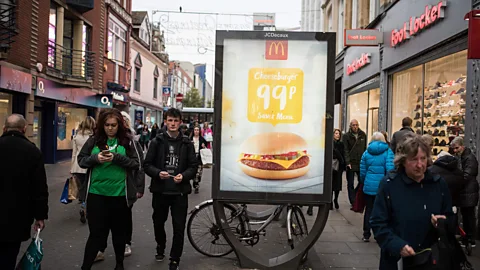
[106,88,129,112]
[0,66,32,128]
[129,100,163,129]
[381,0,470,160]
[34,77,112,163]
[343,46,380,141]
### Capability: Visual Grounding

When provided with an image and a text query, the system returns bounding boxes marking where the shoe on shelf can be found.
[124,244,132,257]
[169,260,180,270]
[94,251,105,262]
[456,88,465,95]
[439,140,447,146]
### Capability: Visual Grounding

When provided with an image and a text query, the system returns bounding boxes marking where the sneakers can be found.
[155,246,165,262]
[169,260,180,270]
[362,237,370,242]
[114,264,125,270]
[124,244,132,257]
[94,251,105,262]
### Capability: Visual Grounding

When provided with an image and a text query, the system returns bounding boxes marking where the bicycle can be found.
[187,199,309,258]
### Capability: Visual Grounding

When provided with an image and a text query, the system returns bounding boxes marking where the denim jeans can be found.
[346,170,360,205]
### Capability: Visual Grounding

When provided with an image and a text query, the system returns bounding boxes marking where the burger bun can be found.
[239,162,310,180]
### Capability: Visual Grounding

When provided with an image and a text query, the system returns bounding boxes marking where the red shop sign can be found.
[391,1,446,48]
[346,53,371,76]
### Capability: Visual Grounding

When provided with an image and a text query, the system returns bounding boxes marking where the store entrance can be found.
[347,88,380,142]
[32,110,42,149]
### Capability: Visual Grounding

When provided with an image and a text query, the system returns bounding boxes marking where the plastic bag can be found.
[200,148,213,165]
[16,229,43,270]
[60,178,71,204]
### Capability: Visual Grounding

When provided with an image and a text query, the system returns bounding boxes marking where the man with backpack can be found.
[144,108,198,270]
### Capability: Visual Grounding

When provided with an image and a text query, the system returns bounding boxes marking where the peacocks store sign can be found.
[391,1,446,47]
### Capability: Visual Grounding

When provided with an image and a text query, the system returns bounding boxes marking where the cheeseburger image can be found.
[238,132,310,180]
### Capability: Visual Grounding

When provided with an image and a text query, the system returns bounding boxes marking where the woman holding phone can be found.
[77,108,139,270]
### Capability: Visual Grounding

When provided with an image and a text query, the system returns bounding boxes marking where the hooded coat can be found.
[430,155,466,206]
[360,141,395,195]
[457,148,479,207]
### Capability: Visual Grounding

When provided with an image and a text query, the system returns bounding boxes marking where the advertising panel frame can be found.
[212,30,336,204]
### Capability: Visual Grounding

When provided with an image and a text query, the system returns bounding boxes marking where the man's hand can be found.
[431,214,446,228]
[98,153,113,163]
[33,220,45,231]
[347,164,352,170]
[174,174,183,183]
[159,171,170,179]
[136,192,144,199]
[400,245,415,257]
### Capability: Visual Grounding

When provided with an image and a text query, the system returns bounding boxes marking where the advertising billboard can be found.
[213,31,336,204]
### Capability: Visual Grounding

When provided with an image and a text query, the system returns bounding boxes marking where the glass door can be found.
[32,110,42,149]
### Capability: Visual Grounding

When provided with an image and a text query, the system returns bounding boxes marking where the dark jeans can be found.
[73,173,87,202]
[363,194,376,238]
[346,170,360,205]
[82,193,129,270]
[0,241,21,270]
[461,206,476,240]
[152,193,188,262]
[99,204,133,252]
[140,141,149,151]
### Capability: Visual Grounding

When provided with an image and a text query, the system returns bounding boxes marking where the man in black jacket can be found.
[451,136,479,247]
[144,108,198,270]
[0,114,48,269]
[390,117,414,153]
[342,119,367,206]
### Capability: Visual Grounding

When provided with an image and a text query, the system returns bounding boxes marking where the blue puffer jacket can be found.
[360,141,395,195]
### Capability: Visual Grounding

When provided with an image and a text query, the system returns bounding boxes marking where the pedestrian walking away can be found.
[390,117,414,153]
[71,116,95,224]
[151,123,159,141]
[359,132,394,242]
[144,108,198,270]
[342,119,367,206]
[0,114,49,270]
[77,108,140,270]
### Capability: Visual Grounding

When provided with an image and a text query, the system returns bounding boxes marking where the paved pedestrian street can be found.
[20,162,480,269]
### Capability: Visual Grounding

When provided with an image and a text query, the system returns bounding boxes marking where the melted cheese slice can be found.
[239,152,307,169]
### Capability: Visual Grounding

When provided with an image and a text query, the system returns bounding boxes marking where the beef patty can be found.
[241,156,310,171]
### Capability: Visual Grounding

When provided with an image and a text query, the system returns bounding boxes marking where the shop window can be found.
[347,88,380,142]
[0,92,12,132]
[390,50,467,159]
[57,106,87,150]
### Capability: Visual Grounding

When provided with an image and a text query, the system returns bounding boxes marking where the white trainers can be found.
[94,251,105,262]
[124,244,132,257]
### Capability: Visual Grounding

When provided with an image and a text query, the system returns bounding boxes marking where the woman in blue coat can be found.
[360,132,395,242]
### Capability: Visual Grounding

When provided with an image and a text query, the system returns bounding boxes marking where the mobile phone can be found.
[101,150,111,155]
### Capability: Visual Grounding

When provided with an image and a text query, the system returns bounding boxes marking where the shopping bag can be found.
[68,176,78,201]
[200,148,213,165]
[204,133,213,142]
[351,183,365,213]
[60,179,71,204]
[16,229,43,270]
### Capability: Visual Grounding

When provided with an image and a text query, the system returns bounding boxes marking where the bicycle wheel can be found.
[187,201,246,257]
[289,205,309,262]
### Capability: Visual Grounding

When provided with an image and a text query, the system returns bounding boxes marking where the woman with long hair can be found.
[139,124,150,152]
[71,116,95,223]
[150,123,159,140]
[78,108,140,270]
[190,125,207,194]
[202,121,213,149]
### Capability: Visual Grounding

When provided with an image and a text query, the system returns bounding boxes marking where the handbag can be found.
[332,159,340,171]
[16,229,43,270]
[60,179,71,204]
[68,176,79,201]
[200,148,213,165]
[204,133,213,142]
[351,183,365,213]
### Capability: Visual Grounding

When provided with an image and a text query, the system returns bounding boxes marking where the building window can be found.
[134,67,141,92]
[153,77,158,99]
[48,4,57,67]
[107,17,127,65]
[337,0,344,54]
[327,7,333,32]
[369,0,378,22]
[390,50,467,160]
[352,0,358,29]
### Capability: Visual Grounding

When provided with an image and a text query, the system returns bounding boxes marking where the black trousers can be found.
[461,206,476,240]
[73,173,87,202]
[346,170,360,205]
[99,204,133,252]
[0,241,21,270]
[363,194,376,238]
[152,193,188,262]
[140,141,149,151]
[82,193,129,270]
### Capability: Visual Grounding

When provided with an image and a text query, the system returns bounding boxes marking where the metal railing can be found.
[47,41,95,80]
[0,2,17,50]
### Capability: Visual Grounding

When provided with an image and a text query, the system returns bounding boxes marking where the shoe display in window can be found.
[439,130,446,137]
[414,104,421,111]
[426,103,433,109]
[450,90,457,96]
[458,99,466,105]
[415,121,422,128]
[455,75,466,84]
[414,112,421,120]
[433,148,439,155]
[434,138,439,146]
[417,96,423,102]
[425,120,432,128]
[446,100,455,107]
[441,110,450,117]
[433,110,440,118]
[425,112,432,118]
[416,129,422,135]
[433,129,440,136]
[441,120,447,127]
[446,80,455,87]
[415,87,421,94]
[439,140,447,146]
[441,91,447,98]
[456,88,465,95]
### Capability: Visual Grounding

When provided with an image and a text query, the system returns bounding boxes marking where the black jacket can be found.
[150,127,158,140]
[390,126,414,153]
[77,137,141,206]
[191,135,208,165]
[333,139,346,169]
[370,169,453,269]
[0,131,49,242]
[430,155,466,206]
[144,133,198,194]
[342,128,367,171]
[458,148,479,207]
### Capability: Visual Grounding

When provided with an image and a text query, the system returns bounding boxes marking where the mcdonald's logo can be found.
[265,40,288,60]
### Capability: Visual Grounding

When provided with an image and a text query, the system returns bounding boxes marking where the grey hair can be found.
[394,135,431,168]
[451,136,464,147]
[371,131,386,143]
[4,114,27,132]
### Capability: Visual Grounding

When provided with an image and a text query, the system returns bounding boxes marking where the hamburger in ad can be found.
[238,132,310,180]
